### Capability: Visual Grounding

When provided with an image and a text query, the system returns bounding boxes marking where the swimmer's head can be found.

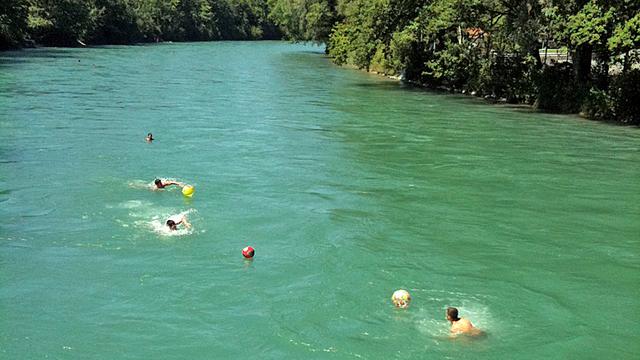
[446,307,460,322]
[154,179,163,187]
[166,219,177,230]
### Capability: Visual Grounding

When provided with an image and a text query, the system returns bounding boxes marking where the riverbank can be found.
[351,64,639,127]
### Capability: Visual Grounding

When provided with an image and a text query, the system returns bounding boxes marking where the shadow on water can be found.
[351,81,406,92]
[351,78,571,117]
[350,81,453,95]
[1,48,81,58]
[348,80,494,111]
[296,49,326,55]
[0,48,81,68]
[350,79,481,99]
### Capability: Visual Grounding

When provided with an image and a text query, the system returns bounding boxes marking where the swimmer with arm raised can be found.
[446,307,483,337]
[154,178,184,190]
[166,214,191,231]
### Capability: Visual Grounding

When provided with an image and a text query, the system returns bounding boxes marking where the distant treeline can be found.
[268,0,640,125]
[0,0,281,48]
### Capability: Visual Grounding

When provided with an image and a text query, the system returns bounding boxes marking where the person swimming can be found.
[166,214,191,231]
[154,178,183,190]
[446,307,483,336]
[146,133,154,142]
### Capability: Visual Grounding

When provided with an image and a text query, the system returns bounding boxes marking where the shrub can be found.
[536,63,581,113]
[423,41,480,91]
[483,54,538,103]
[370,43,391,74]
[611,69,640,125]
[581,88,614,121]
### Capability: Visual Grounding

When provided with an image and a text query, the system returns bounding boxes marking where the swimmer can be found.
[446,307,483,336]
[145,133,154,142]
[154,178,183,190]
[166,214,191,231]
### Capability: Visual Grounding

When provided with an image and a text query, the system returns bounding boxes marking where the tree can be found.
[27,0,94,46]
[0,0,29,49]
[567,0,615,89]
[607,4,640,72]
[268,0,337,42]
[90,0,140,44]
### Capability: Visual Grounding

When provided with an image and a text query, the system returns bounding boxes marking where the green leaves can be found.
[0,0,29,49]
[608,12,640,54]
[6,0,281,46]
[268,0,336,42]
[567,0,614,48]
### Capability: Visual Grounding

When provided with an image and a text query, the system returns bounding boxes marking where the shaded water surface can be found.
[1,42,639,359]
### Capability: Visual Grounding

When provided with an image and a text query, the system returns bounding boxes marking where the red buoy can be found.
[242,246,255,259]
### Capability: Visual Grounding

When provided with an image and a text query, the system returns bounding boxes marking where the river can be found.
[1,42,639,359]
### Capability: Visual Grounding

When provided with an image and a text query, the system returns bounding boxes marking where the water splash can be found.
[146,209,197,237]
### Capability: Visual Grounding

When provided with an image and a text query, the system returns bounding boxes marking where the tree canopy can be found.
[1,0,281,49]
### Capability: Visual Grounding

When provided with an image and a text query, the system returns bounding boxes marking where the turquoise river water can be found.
[1,42,639,359]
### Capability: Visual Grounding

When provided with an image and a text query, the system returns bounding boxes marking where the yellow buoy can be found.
[182,185,195,197]
[391,289,411,309]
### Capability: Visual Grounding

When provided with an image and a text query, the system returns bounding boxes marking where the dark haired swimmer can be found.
[146,133,154,142]
[154,178,183,190]
[166,215,191,231]
[446,307,483,336]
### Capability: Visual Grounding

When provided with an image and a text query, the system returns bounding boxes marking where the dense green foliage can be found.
[271,0,640,124]
[0,0,29,49]
[0,0,280,49]
[267,0,337,43]
[537,62,580,113]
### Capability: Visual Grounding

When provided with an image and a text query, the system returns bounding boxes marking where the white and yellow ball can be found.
[391,289,411,309]
[182,185,195,197]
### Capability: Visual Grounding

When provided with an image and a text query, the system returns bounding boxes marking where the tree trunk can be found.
[574,43,592,89]
[573,0,591,90]
[594,49,610,90]
[529,43,543,69]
